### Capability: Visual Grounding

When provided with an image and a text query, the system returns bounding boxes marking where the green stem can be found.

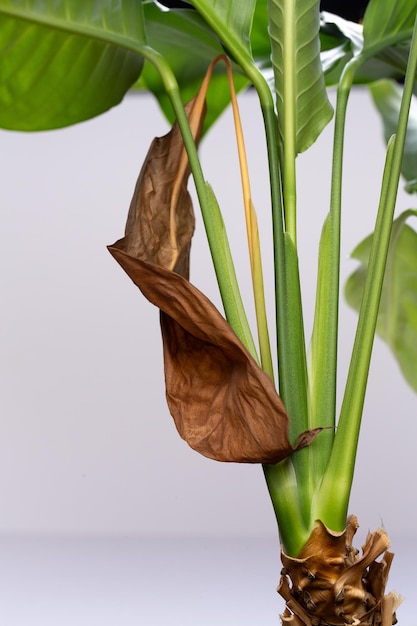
[254,85,312,546]
[188,0,310,446]
[307,57,359,486]
[139,46,258,360]
[142,40,307,550]
[250,74,309,437]
[313,136,396,528]
[251,73,311,535]
[263,460,309,556]
[183,2,309,428]
[307,26,417,462]
[314,14,417,529]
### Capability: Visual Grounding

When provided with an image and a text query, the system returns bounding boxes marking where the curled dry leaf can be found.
[108,88,318,463]
[278,515,402,626]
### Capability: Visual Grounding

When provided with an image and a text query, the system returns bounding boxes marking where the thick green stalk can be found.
[263,460,310,556]
[307,57,359,486]
[313,137,396,529]
[256,88,313,546]
[252,75,311,536]
[314,15,417,528]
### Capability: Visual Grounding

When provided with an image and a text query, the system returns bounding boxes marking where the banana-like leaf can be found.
[108,89,319,463]
[268,0,333,154]
[0,0,145,130]
[345,210,417,393]
[361,0,417,91]
[362,0,417,49]
[250,0,269,63]
[370,79,417,193]
[320,13,365,85]
[189,0,257,62]
[135,3,249,133]
[320,11,417,87]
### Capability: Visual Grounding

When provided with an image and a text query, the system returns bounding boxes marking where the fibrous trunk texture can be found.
[278,515,402,626]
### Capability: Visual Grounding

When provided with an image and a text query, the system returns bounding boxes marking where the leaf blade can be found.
[363,0,417,50]
[189,0,257,61]
[345,210,417,393]
[0,0,145,129]
[370,79,417,192]
[268,0,333,154]
[320,11,417,88]
[134,4,249,133]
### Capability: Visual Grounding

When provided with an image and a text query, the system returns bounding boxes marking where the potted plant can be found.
[1,0,417,623]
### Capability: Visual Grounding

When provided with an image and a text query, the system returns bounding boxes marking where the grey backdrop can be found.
[0,87,416,624]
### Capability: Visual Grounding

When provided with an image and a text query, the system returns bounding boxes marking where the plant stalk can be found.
[139,45,259,360]
[313,13,417,529]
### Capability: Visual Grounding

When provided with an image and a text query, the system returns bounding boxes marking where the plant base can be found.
[278,515,402,626]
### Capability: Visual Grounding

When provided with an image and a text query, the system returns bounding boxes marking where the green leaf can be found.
[280,235,309,443]
[135,3,249,133]
[345,210,417,393]
[370,79,417,192]
[250,0,269,62]
[0,0,145,130]
[320,13,369,85]
[359,0,417,88]
[362,0,417,50]
[320,10,417,88]
[277,235,311,523]
[189,0,257,63]
[268,0,333,154]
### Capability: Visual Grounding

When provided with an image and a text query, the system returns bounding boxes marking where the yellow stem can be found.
[223,58,274,380]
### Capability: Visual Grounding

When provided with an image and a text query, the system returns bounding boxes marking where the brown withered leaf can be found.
[108,90,318,463]
[120,98,200,279]
[109,248,315,463]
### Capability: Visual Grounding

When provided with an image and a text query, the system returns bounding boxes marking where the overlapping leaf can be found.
[345,211,417,393]
[134,3,249,134]
[362,0,417,49]
[108,91,318,463]
[189,0,257,61]
[320,11,417,88]
[370,80,417,192]
[268,0,333,153]
[0,0,144,130]
[361,0,417,92]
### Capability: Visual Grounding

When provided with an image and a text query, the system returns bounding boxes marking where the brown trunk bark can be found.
[277,515,402,626]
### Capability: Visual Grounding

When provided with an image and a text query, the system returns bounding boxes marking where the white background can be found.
[1,87,416,624]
